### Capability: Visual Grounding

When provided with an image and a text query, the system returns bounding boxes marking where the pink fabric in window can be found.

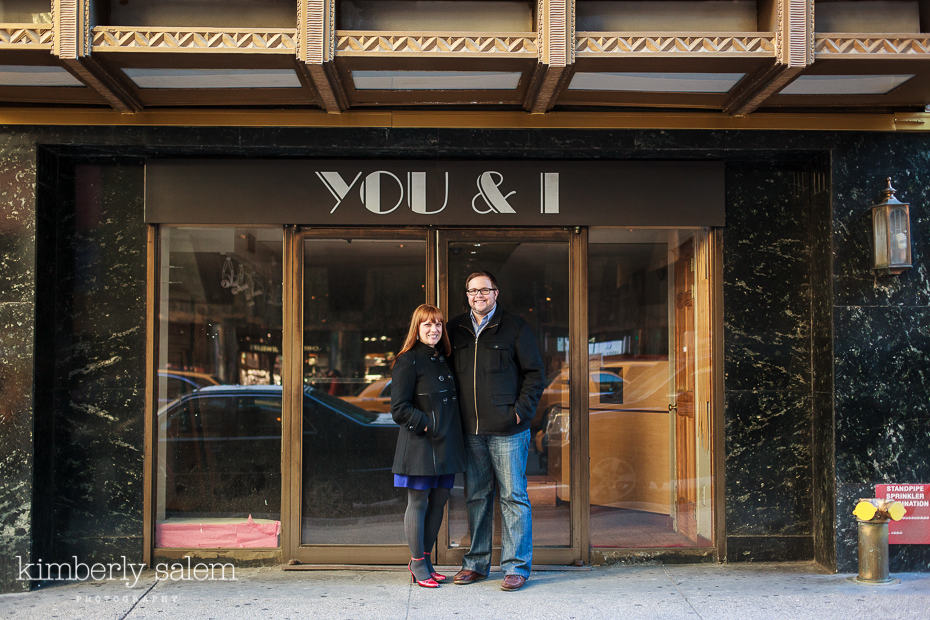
[156,516,280,548]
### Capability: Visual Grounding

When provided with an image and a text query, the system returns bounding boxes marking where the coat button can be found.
[438,375,444,381]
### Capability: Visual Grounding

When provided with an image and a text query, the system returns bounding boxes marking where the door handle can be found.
[668,403,678,413]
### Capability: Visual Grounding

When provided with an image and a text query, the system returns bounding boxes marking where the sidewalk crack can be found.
[120,578,158,619]
[662,566,703,619]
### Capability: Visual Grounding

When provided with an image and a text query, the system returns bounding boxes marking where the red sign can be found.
[875,484,930,544]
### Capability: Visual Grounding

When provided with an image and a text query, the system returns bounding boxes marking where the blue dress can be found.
[394,473,455,490]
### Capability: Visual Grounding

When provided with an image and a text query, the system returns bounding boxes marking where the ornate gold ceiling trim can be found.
[2,107,929,132]
[335,31,538,57]
[816,35,930,55]
[92,27,297,53]
[576,32,775,56]
[0,23,53,49]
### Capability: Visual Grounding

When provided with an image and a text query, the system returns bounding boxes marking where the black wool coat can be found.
[449,307,546,436]
[390,341,466,476]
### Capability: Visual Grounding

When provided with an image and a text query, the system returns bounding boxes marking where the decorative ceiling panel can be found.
[0,24,53,49]
[576,33,775,57]
[92,27,297,53]
[816,36,930,56]
[336,31,537,57]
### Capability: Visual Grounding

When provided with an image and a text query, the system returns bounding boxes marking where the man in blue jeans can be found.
[448,271,545,591]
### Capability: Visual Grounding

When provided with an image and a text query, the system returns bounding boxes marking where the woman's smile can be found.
[419,319,442,346]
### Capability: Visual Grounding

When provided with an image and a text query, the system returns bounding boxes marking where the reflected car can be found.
[342,378,392,412]
[532,361,671,511]
[531,369,624,440]
[158,384,398,519]
[157,369,220,406]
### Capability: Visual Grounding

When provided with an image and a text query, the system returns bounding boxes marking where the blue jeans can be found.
[462,430,532,578]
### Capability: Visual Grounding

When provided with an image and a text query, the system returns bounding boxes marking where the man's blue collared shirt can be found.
[470,304,497,337]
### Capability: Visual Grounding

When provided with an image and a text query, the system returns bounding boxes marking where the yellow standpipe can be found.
[852,499,907,585]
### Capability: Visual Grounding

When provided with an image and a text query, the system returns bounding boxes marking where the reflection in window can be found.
[587,228,713,548]
[596,371,623,405]
[156,227,282,549]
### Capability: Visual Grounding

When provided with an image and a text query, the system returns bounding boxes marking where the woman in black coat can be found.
[391,304,466,588]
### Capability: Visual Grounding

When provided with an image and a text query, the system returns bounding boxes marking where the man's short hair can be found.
[465,270,499,290]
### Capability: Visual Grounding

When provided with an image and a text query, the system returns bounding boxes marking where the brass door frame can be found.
[709,228,726,562]
[143,225,157,566]
[435,228,582,567]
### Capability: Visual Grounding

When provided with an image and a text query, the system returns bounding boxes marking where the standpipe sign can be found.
[875,483,930,544]
[144,159,724,226]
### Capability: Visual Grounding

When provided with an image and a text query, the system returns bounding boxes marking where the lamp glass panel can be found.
[873,207,889,269]
[889,206,910,266]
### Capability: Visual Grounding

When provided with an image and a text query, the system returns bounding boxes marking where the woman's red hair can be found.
[395,304,451,362]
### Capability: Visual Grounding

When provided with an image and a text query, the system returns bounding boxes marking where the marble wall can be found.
[809,170,836,571]
[0,133,37,592]
[830,134,930,572]
[722,163,824,562]
[0,127,928,591]
[30,156,148,572]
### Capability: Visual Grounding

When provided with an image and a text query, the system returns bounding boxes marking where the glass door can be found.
[585,228,716,551]
[285,229,433,563]
[436,229,579,566]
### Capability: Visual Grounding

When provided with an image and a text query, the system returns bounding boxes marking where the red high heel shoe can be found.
[409,557,439,588]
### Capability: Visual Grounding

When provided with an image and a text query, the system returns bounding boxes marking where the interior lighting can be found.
[352,70,521,90]
[123,68,301,89]
[0,65,82,87]
[568,72,744,93]
[779,74,914,95]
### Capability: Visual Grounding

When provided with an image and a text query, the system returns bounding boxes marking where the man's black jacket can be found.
[448,307,546,435]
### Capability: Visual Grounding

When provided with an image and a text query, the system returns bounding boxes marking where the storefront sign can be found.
[875,483,930,544]
[145,159,724,226]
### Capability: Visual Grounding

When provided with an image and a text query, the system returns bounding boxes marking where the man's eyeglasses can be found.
[466,288,498,296]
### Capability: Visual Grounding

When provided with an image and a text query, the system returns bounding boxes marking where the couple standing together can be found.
[390,271,546,592]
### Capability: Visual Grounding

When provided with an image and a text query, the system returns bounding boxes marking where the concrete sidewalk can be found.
[2,562,928,619]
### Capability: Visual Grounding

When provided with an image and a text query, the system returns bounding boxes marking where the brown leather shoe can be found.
[453,569,486,585]
[500,575,527,591]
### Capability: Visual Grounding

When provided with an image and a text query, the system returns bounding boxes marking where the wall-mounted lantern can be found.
[872,178,912,275]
